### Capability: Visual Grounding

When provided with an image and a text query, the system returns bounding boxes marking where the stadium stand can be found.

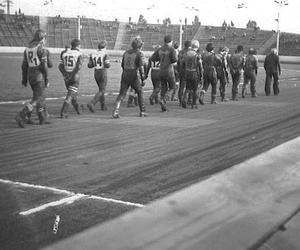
[1,13,300,55]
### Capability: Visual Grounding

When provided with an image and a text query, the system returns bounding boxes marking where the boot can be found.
[134,96,138,106]
[211,95,218,104]
[159,99,168,112]
[149,95,154,105]
[87,102,95,113]
[101,103,107,111]
[242,86,246,98]
[15,108,28,128]
[60,101,69,118]
[199,91,205,105]
[127,95,135,107]
[72,100,81,115]
[38,107,50,125]
[112,108,120,118]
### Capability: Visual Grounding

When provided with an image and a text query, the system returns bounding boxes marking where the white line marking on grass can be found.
[0,90,152,105]
[0,179,145,215]
[88,195,144,208]
[19,194,85,216]
[0,179,71,195]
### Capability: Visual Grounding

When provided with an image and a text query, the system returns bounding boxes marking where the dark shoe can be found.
[15,112,25,128]
[87,103,95,113]
[160,102,168,112]
[101,104,107,111]
[182,100,187,108]
[149,96,154,105]
[60,113,68,119]
[199,92,205,105]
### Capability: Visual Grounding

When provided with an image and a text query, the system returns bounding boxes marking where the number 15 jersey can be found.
[61,49,82,73]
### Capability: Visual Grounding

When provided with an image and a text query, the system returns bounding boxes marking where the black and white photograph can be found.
[0,0,300,249]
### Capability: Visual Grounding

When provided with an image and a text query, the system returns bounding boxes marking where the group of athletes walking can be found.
[15,29,281,128]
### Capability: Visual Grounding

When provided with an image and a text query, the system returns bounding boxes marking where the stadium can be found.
[0,0,300,249]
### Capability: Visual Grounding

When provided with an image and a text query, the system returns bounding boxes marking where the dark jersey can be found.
[121,49,145,81]
[151,44,177,73]
[264,53,281,74]
[229,53,244,72]
[183,48,202,74]
[244,54,258,74]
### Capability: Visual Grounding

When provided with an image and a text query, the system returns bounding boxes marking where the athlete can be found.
[177,40,191,105]
[215,47,229,102]
[242,48,258,98]
[228,45,245,100]
[151,35,178,112]
[112,37,147,118]
[199,43,218,105]
[87,40,110,112]
[146,45,161,105]
[59,39,83,118]
[181,40,202,109]
[15,29,50,128]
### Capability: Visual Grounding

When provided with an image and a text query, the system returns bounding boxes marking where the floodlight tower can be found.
[274,0,289,54]
[179,19,183,50]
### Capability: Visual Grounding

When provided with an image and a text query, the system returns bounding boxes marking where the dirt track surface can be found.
[1,78,300,249]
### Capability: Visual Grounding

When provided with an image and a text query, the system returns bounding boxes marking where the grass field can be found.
[1,52,300,250]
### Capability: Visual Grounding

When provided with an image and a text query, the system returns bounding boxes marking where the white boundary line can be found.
[0,179,144,215]
[0,90,152,105]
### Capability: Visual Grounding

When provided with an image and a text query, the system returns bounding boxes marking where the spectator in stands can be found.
[228,45,244,100]
[264,48,281,96]
[199,43,218,104]
[15,29,51,128]
[59,39,83,118]
[177,40,192,105]
[112,37,147,118]
[242,48,258,98]
[151,35,178,112]
[146,45,161,105]
[181,40,203,109]
[87,40,111,112]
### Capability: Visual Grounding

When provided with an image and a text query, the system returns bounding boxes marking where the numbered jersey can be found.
[90,50,109,69]
[61,49,82,72]
[25,46,42,67]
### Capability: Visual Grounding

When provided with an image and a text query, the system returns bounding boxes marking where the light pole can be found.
[274,0,289,54]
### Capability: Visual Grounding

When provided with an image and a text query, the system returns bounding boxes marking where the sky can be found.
[9,0,300,34]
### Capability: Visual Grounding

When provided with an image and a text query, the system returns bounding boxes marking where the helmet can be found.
[191,40,200,50]
[184,40,191,48]
[98,40,107,49]
[131,37,143,49]
[164,35,172,44]
[33,29,46,42]
[206,43,214,52]
[236,45,243,52]
[248,48,256,55]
